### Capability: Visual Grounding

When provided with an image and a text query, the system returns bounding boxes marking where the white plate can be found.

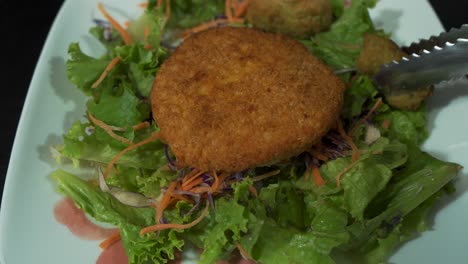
[1,0,467,263]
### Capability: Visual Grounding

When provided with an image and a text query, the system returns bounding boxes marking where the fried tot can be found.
[151,27,345,172]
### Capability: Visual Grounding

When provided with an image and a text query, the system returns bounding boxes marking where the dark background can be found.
[0,0,466,204]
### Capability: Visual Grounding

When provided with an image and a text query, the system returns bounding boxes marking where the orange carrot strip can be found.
[103,133,161,178]
[99,230,121,249]
[362,98,383,122]
[182,171,205,188]
[235,242,253,260]
[181,18,244,38]
[124,21,130,28]
[312,164,326,187]
[144,25,150,40]
[231,0,238,9]
[335,159,359,188]
[225,0,233,22]
[310,149,329,162]
[156,181,178,223]
[132,121,150,131]
[211,170,219,189]
[97,3,132,45]
[382,119,391,129]
[337,121,360,162]
[88,112,133,145]
[157,0,163,7]
[91,57,121,88]
[140,201,209,235]
[212,173,230,192]
[234,0,249,18]
[138,2,148,8]
[350,98,384,134]
[182,177,205,191]
[182,169,200,184]
[190,186,213,194]
[165,0,171,22]
[248,185,258,197]
[171,193,192,203]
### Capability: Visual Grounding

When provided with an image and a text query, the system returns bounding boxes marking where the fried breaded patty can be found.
[151,27,345,172]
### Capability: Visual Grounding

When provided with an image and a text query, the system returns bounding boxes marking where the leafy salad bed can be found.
[51,0,461,263]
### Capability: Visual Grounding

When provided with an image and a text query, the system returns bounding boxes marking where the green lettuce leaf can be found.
[66,43,109,95]
[198,198,249,264]
[376,108,428,145]
[60,121,166,169]
[302,0,377,69]
[51,169,184,264]
[342,75,378,120]
[162,0,225,29]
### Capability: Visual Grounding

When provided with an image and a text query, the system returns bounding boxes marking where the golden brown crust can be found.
[356,32,407,75]
[246,0,333,38]
[151,27,345,172]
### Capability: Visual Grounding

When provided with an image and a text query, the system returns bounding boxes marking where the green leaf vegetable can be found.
[51,1,461,264]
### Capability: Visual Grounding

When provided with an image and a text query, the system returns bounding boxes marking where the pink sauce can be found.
[54,198,117,240]
[54,198,256,263]
[96,241,128,264]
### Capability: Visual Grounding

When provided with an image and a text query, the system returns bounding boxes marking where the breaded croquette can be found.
[151,27,345,172]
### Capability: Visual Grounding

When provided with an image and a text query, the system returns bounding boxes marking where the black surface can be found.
[0,1,466,205]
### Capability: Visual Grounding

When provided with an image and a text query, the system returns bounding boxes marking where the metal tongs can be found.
[373,24,468,107]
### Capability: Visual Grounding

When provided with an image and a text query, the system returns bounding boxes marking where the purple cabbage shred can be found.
[164,144,177,170]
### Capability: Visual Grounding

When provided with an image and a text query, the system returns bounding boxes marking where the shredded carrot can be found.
[248,185,258,197]
[103,132,161,178]
[362,98,383,122]
[191,186,214,194]
[211,171,219,189]
[235,242,253,260]
[171,193,192,203]
[231,0,239,9]
[156,181,178,223]
[91,57,120,88]
[157,0,163,8]
[144,25,150,40]
[225,0,233,22]
[335,159,359,188]
[182,171,205,188]
[99,230,121,249]
[132,121,150,131]
[337,120,360,162]
[138,2,148,8]
[310,148,329,162]
[181,18,244,38]
[212,173,230,192]
[181,20,224,38]
[124,21,131,28]
[165,0,171,22]
[182,169,201,184]
[382,119,391,129]
[182,177,205,191]
[234,0,250,18]
[140,201,210,235]
[88,112,133,145]
[251,169,281,182]
[97,3,132,45]
[350,98,384,136]
[312,164,326,187]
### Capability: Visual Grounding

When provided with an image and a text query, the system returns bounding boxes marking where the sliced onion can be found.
[365,123,381,145]
[97,167,152,208]
[108,189,153,208]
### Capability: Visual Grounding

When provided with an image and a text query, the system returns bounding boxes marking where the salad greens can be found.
[51,0,461,263]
